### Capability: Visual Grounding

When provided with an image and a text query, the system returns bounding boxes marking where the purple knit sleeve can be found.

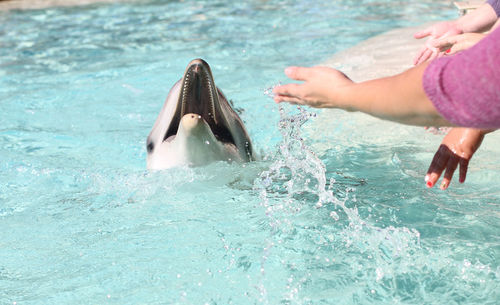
[423,26,500,129]
[487,0,500,16]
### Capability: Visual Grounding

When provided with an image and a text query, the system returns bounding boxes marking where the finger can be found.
[284,66,313,81]
[421,48,434,63]
[425,172,440,188]
[415,48,433,65]
[431,41,453,53]
[448,43,464,55]
[414,28,432,39]
[273,95,304,105]
[272,83,303,98]
[431,36,457,49]
[440,156,459,190]
[428,49,439,62]
[413,47,428,65]
[426,145,450,188]
[458,158,469,183]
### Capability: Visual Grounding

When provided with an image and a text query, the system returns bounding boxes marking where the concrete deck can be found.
[454,1,484,15]
[323,25,426,82]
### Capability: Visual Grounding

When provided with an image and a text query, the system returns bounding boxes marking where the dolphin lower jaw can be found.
[175,114,239,165]
[148,116,231,169]
[178,113,213,139]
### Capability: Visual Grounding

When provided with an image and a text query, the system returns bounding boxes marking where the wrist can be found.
[333,82,361,112]
[452,20,465,34]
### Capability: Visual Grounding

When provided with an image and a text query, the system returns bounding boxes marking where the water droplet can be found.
[330,211,340,221]
[263,81,282,98]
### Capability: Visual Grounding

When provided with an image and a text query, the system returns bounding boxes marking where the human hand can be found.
[413,21,463,65]
[273,66,354,108]
[425,128,489,190]
[431,33,486,55]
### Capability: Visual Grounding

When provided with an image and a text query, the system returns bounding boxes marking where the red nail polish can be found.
[427,181,433,188]
[446,49,451,54]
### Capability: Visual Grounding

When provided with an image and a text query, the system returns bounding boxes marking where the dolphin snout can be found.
[187,58,209,72]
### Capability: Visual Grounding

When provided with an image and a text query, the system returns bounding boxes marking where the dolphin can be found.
[146,58,254,170]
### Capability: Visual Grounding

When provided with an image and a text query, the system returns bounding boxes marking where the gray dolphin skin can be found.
[147,59,254,170]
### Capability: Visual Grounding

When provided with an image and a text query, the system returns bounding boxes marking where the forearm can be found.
[455,3,498,33]
[340,63,451,126]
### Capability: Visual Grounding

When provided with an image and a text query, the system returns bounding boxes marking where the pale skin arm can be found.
[413,2,498,64]
[453,3,499,33]
[273,63,451,127]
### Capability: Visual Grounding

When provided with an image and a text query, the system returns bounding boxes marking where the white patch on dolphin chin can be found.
[147,116,241,170]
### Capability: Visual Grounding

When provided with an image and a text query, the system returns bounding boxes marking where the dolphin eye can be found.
[147,142,154,153]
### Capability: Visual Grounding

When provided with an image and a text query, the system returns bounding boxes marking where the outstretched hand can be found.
[273,66,354,108]
[431,33,486,55]
[413,21,463,65]
[425,128,488,190]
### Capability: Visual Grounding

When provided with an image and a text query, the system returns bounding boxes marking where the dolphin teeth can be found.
[181,73,190,116]
[204,73,217,124]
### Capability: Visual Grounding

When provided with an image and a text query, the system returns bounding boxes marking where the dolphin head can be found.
[147,58,254,170]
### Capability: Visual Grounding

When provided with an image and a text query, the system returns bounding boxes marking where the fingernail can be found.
[284,67,295,76]
[440,181,447,190]
[426,181,433,188]
[446,49,451,53]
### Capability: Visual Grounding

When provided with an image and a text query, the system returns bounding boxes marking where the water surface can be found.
[1,1,498,304]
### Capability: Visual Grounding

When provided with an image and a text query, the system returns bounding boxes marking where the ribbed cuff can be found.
[422,58,456,125]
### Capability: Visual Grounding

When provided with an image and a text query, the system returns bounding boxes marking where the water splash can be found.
[252,104,497,303]
[254,104,359,231]
[263,82,281,99]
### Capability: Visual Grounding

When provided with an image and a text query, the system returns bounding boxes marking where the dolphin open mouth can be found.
[147,58,254,169]
[163,59,236,145]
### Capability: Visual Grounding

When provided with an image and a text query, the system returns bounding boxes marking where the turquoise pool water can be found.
[1,0,499,304]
